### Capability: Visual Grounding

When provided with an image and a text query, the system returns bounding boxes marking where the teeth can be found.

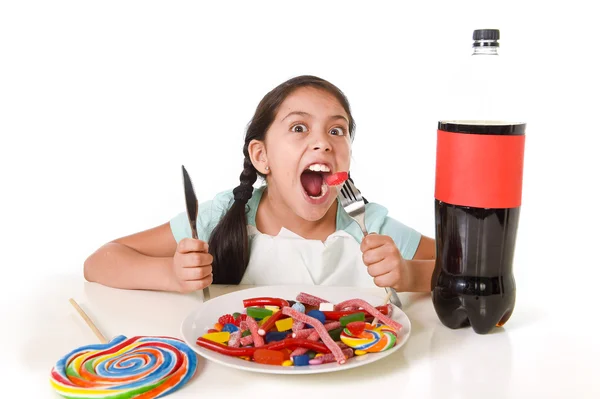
[308,183,329,199]
[307,164,331,172]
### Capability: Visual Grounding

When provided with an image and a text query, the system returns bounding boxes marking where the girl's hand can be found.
[171,238,213,293]
[360,233,412,292]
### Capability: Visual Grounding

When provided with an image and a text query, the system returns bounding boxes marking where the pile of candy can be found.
[50,335,197,398]
[196,292,403,367]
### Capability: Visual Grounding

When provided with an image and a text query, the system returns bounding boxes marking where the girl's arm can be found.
[406,235,436,292]
[83,223,181,292]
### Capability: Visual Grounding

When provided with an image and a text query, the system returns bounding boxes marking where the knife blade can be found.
[181,165,211,301]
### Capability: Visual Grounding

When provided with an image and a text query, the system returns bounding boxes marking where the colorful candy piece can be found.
[306,310,326,327]
[325,171,348,186]
[275,317,294,332]
[196,337,332,357]
[202,331,230,343]
[328,327,344,342]
[247,307,273,320]
[321,305,390,321]
[282,307,346,364]
[293,354,310,366]
[218,314,235,326]
[296,292,330,307]
[346,321,366,336]
[319,302,335,311]
[340,325,397,353]
[253,349,286,365]
[265,331,290,343]
[291,302,306,313]
[243,297,290,309]
[258,310,284,336]
[222,323,239,333]
[335,299,402,331]
[258,315,271,326]
[265,305,280,313]
[339,312,365,327]
[50,335,197,399]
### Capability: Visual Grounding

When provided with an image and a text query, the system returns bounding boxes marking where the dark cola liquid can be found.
[432,201,519,334]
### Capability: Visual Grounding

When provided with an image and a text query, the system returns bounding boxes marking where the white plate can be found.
[181,285,411,374]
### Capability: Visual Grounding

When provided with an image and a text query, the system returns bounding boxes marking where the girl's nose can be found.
[311,131,332,152]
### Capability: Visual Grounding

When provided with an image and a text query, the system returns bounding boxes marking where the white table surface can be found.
[5,273,599,398]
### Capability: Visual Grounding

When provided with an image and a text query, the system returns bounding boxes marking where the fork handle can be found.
[355,213,369,237]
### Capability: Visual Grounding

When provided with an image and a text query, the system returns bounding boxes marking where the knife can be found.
[182,165,211,301]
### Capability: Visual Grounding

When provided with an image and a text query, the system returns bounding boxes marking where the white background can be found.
[1,0,599,396]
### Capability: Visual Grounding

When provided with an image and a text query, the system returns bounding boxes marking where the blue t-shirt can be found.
[170,185,422,260]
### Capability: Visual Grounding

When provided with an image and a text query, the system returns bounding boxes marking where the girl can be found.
[84,75,436,294]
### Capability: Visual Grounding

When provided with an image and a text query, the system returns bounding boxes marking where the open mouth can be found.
[300,164,332,200]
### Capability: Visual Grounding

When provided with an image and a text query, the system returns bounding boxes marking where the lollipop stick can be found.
[371,290,393,327]
[69,298,108,344]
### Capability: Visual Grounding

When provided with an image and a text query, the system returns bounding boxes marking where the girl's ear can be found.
[248,139,269,174]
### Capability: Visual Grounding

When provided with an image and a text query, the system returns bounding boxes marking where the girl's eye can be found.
[330,127,345,136]
[292,124,308,133]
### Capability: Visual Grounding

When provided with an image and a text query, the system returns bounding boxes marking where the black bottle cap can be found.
[473,29,500,40]
[438,121,526,135]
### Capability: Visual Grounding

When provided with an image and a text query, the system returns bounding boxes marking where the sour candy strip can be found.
[228,331,241,348]
[196,337,331,357]
[292,320,305,333]
[295,292,330,307]
[291,322,342,356]
[240,335,254,346]
[293,329,313,339]
[312,348,354,365]
[245,315,265,347]
[334,299,402,331]
[282,307,346,364]
[243,297,289,308]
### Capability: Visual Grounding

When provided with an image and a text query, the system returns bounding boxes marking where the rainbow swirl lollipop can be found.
[340,325,397,353]
[50,335,197,399]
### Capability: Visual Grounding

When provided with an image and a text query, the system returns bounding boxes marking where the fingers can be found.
[373,273,400,288]
[178,274,213,294]
[365,259,393,278]
[177,238,209,254]
[366,260,401,287]
[179,264,213,281]
[360,233,390,253]
[362,243,397,266]
[180,252,213,268]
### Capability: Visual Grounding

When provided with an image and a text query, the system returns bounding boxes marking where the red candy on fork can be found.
[325,171,348,186]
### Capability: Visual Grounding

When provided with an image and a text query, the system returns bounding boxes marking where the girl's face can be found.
[261,87,352,221]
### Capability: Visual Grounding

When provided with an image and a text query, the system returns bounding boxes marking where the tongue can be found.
[301,171,323,197]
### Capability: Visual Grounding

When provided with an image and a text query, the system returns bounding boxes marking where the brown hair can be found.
[208,75,356,284]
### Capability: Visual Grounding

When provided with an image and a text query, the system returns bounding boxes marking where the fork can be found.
[338,178,404,309]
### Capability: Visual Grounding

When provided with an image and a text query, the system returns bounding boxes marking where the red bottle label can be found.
[435,129,525,208]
